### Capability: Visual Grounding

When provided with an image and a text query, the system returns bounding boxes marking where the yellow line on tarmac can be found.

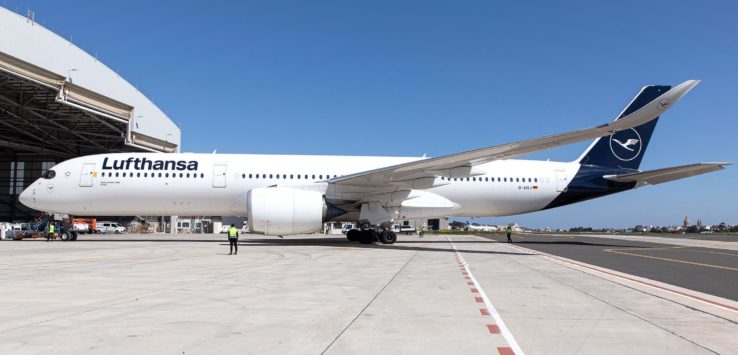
[604,247,738,271]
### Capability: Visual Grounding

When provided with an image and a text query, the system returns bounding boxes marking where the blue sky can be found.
[7,1,737,228]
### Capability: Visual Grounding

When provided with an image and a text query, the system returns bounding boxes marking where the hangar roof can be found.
[0,7,180,158]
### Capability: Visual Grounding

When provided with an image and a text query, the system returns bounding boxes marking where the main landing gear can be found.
[346,228,397,245]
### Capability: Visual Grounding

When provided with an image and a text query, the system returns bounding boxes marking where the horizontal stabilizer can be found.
[603,162,732,187]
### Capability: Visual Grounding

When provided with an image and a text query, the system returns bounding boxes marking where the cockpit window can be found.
[42,170,56,179]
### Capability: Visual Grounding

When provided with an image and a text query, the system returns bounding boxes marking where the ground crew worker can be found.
[46,222,55,242]
[418,225,424,238]
[506,224,513,243]
[228,224,238,255]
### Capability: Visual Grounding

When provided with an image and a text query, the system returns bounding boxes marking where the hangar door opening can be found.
[79,163,95,187]
[213,164,227,188]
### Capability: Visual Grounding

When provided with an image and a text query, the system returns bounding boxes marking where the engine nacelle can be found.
[247,187,325,235]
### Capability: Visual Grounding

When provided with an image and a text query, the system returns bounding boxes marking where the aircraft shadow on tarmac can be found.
[72,237,531,256]
[238,238,532,255]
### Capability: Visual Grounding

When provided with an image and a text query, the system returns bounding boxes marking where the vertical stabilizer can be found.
[577,85,671,170]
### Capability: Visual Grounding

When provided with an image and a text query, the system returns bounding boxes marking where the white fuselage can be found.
[20,153,579,219]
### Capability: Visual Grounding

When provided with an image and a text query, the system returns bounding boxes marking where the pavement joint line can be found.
[447,235,525,355]
[321,251,418,355]
[603,248,738,271]
[489,237,738,314]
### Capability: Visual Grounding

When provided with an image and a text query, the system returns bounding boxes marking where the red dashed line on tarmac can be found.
[448,236,525,355]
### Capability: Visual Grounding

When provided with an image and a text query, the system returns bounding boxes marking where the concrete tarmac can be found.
[1,233,736,355]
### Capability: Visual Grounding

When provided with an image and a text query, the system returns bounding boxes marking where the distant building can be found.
[683,216,690,230]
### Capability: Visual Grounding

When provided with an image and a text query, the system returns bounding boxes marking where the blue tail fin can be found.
[577,85,671,170]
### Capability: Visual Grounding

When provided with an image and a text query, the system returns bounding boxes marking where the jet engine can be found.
[247,187,325,235]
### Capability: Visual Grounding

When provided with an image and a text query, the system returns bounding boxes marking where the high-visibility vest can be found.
[506,226,512,233]
[48,224,55,233]
[228,227,238,237]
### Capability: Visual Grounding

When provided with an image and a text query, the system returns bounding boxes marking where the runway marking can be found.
[475,297,484,303]
[487,324,501,334]
[604,247,738,272]
[447,236,525,355]
[496,240,738,314]
[480,308,490,316]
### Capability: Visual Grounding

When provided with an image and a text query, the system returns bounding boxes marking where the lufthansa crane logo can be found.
[609,128,642,161]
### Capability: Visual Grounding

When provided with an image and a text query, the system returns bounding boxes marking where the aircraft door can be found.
[213,164,227,188]
[554,170,567,192]
[79,163,95,187]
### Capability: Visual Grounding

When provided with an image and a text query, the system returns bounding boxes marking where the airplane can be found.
[466,224,498,233]
[19,80,731,244]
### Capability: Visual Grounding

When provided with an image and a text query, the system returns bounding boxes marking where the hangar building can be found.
[0,7,181,221]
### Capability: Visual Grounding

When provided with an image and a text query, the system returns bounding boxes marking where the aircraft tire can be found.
[60,232,70,241]
[347,229,360,242]
[359,229,375,244]
[380,230,397,244]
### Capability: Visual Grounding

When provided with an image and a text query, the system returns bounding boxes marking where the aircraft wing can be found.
[603,162,732,187]
[329,80,700,188]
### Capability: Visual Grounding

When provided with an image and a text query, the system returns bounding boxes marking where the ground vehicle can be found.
[399,225,416,235]
[341,223,356,234]
[96,222,125,234]
[73,218,97,233]
[219,225,230,233]
[13,220,77,241]
[73,222,90,234]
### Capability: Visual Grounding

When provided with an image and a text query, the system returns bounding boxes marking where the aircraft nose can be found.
[18,185,34,208]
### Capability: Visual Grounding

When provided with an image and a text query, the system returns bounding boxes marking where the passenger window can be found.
[290,174,293,179]
[472,177,476,181]
[504,177,507,182]
[283,174,287,179]
[534,178,538,182]
[201,173,204,178]
[485,177,489,182]
[312,175,316,179]
[165,173,169,178]
[269,174,273,179]
[276,174,279,179]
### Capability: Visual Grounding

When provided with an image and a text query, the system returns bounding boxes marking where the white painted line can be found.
[447,236,525,355]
